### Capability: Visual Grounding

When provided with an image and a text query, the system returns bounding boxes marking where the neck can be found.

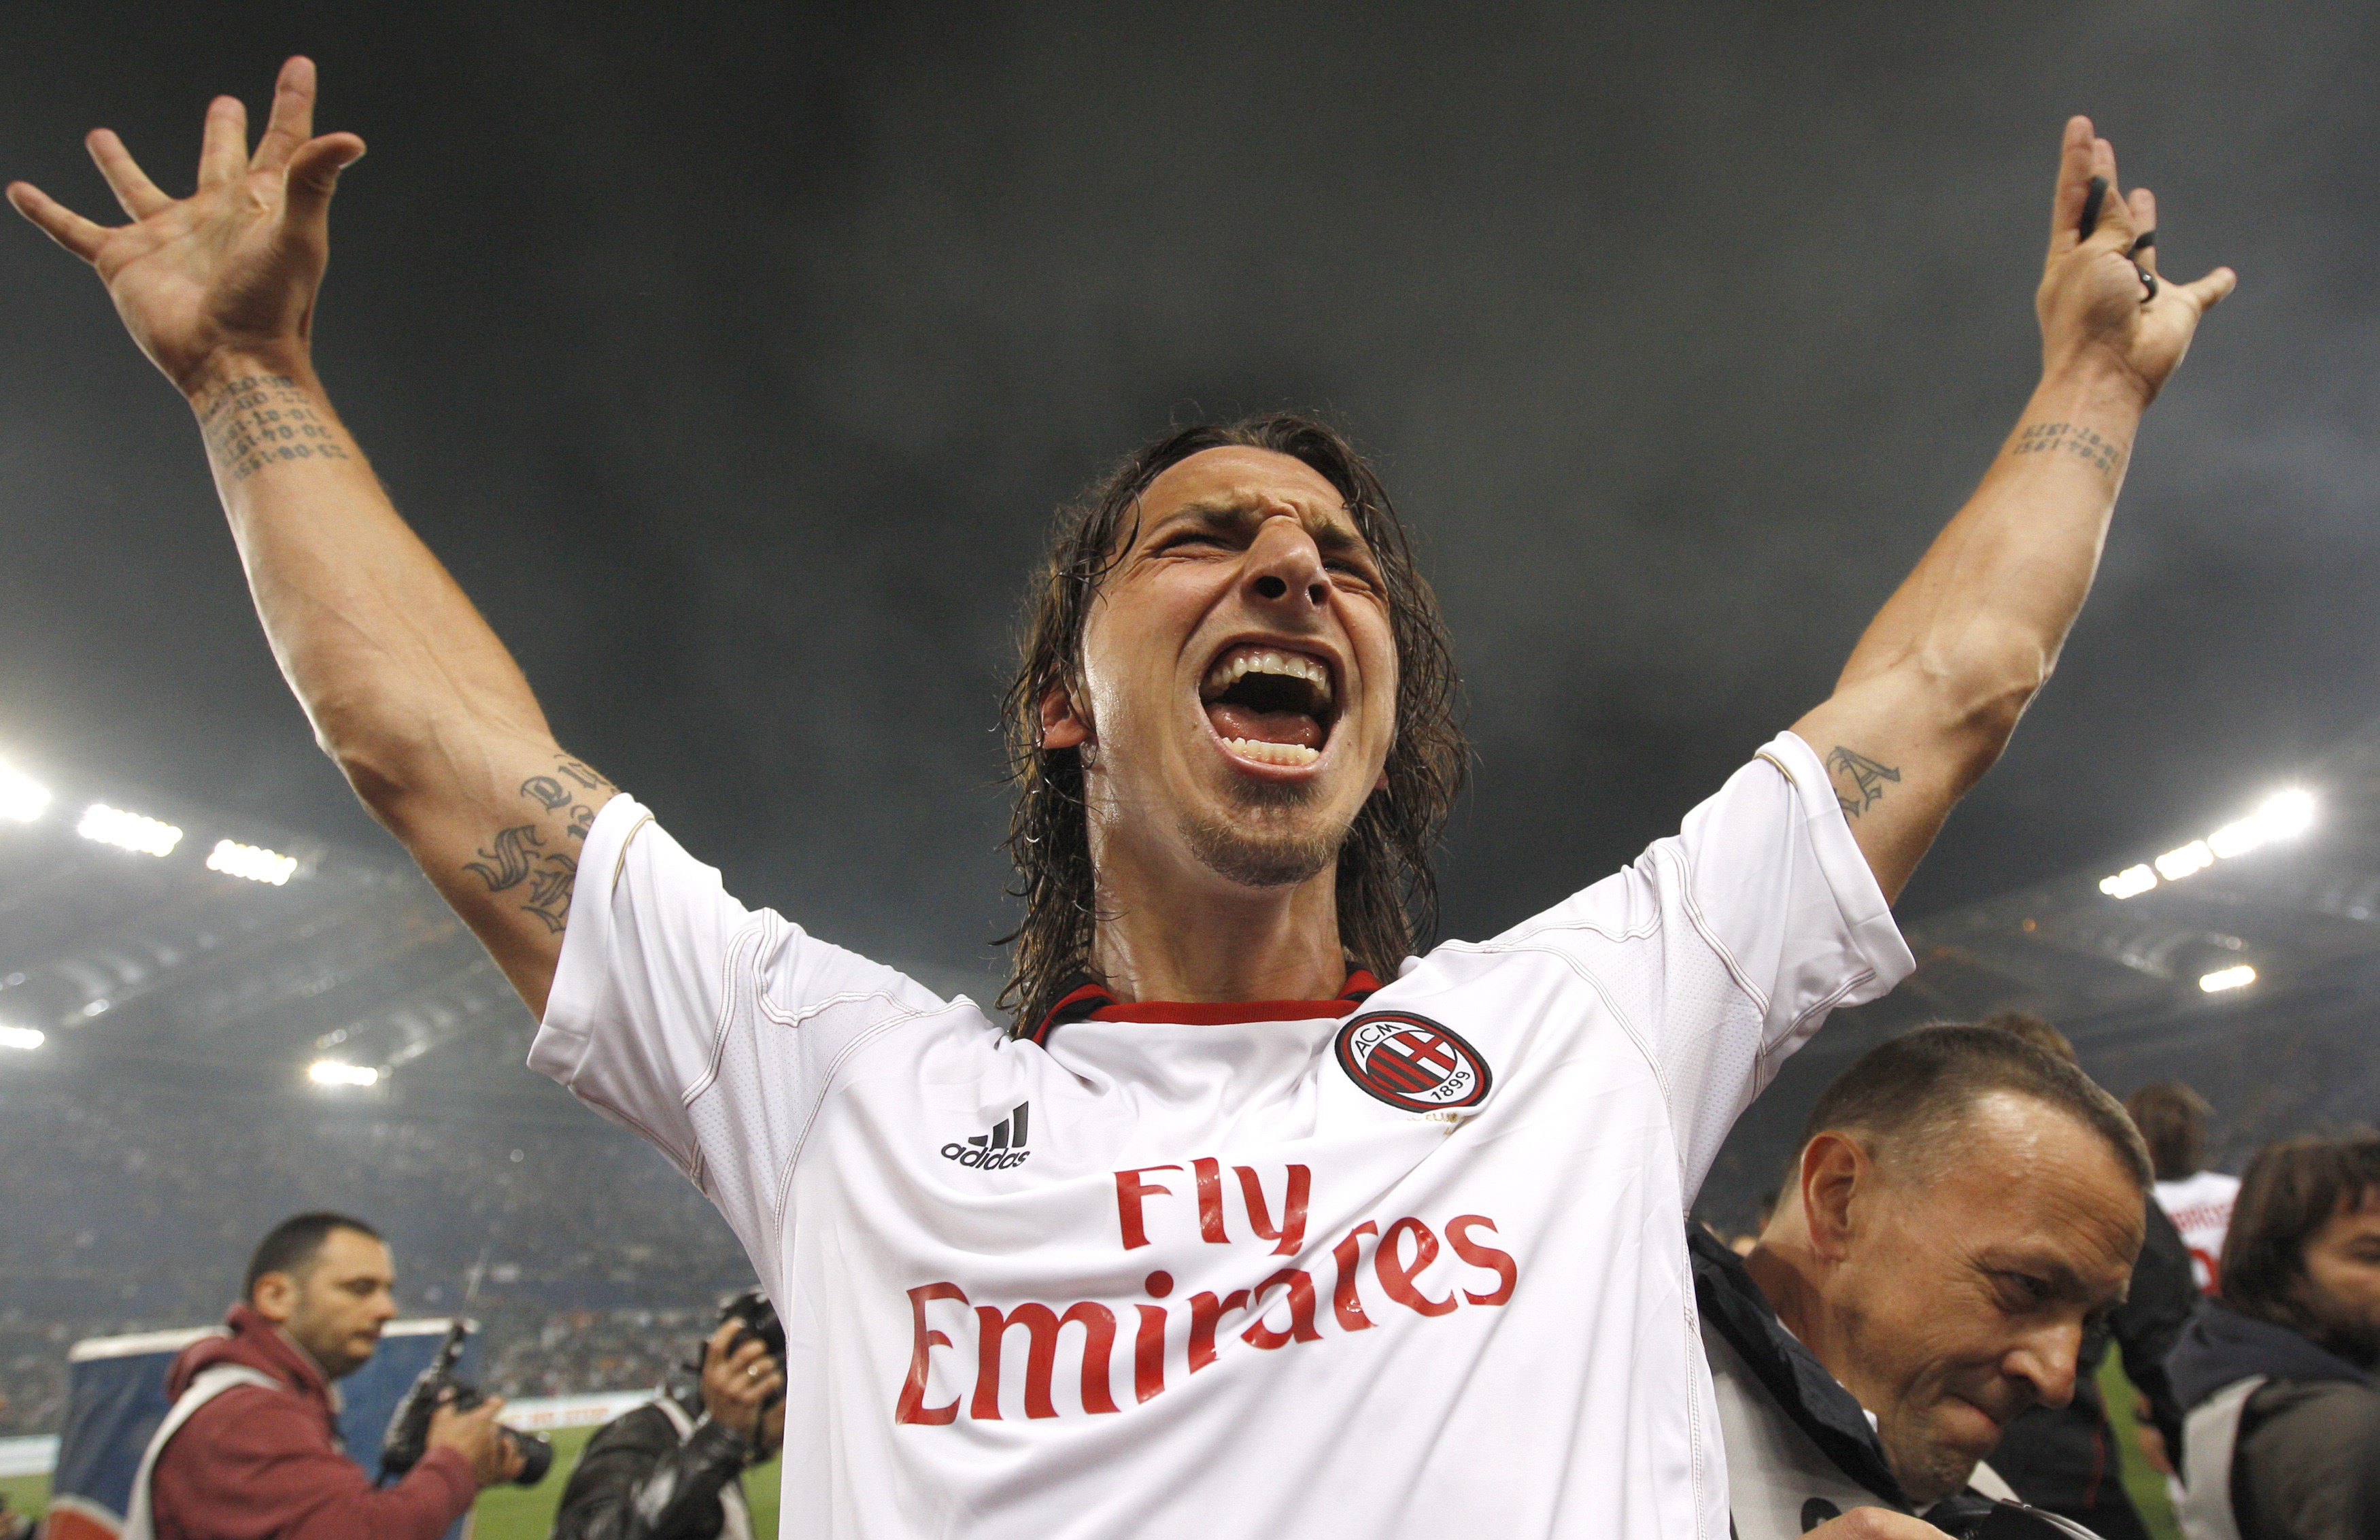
[1087,850,1349,1005]
[1743,1220,1847,1384]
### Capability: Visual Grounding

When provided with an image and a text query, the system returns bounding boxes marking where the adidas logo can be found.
[941,1102,1032,1170]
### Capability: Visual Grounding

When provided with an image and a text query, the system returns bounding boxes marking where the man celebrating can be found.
[10,58,2230,1540]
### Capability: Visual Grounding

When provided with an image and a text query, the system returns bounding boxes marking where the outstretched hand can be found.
[5,56,363,396]
[2035,115,2234,408]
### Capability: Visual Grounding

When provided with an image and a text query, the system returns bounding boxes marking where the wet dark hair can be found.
[1803,1024,2152,1188]
[245,1211,381,1302]
[2126,1081,2214,1182]
[2220,1132,2380,1346]
[998,413,1465,1036]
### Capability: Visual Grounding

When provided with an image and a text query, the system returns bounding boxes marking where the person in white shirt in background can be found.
[2131,1082,2241,1294]
[11,56,2234,1540]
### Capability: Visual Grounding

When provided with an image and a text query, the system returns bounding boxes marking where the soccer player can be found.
[10,58,2232,1540]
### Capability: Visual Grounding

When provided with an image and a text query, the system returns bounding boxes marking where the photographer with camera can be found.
[133,1212,523,1540]
[550,1291,786,1540]
[1698,1028,2154,1540]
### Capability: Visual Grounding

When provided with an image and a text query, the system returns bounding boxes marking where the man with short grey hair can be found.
[1697,1026,2154,1539]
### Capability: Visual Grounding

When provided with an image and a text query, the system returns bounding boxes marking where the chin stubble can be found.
[1178,784,1350,889]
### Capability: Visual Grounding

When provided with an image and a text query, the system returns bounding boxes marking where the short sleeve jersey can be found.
[530,731,1912,1540]
[2154,1170,2242,1294]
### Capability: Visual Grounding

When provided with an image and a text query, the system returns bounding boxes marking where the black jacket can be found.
[549,1390,758,1540]
[1988,1197,2199,1540]
[2166,1303,2380,1540]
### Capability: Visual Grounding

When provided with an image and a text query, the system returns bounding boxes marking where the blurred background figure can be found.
[1699,1025,2149,1538]
[1976,1014,2197,1540]
[2130,1082,2240,1296]
[143,1213,522,1540]
[550,1291,787,1540]
[2168,1133,2380,1540]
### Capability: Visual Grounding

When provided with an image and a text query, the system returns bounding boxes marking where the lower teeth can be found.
[1224,738,1319,766]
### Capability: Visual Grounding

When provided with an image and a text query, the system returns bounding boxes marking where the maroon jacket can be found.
[150,1307,476,1540]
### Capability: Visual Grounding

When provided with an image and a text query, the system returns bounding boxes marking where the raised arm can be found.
[1793,116,2235,902]
[7,58,608,1012]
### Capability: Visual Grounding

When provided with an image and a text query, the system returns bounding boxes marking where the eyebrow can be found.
[1154,496,1374,561]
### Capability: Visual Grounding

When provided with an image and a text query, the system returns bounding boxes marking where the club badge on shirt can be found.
[1333,1011,1493,1114]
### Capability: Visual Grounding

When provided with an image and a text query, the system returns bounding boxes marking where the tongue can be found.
[1206,702,1323,748]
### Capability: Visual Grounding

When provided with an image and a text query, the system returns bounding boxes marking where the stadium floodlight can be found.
[307,1059,380,1088]
[2209,788,2317,859]
[0,765,50,823]
[2154,840,2215,883]
[78,804,183,857]
[207,839,298,885]
[2199,964,2256,993]
[0,1026,43,1051]
[2098,865,2158,900]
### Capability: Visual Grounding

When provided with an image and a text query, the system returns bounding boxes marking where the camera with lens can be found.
[711,1287,784,1366]
[380,1320,554,1488]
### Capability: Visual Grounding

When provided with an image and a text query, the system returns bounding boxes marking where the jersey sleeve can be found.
[529,795,948,1286]
[1479,731,1913,1198]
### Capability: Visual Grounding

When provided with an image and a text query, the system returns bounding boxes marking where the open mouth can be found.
[1200,644,1336,768]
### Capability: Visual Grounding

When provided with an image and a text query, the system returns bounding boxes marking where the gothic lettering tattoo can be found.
[469,755,617,936]
[197,374,352,482]
[2011,420,2124,479]
[1826,746,1901,820]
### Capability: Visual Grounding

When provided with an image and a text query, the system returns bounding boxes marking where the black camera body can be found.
[379,1320,554,1488]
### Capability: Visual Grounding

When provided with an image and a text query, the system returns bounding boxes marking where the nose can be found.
[1244,514,1330,615]
[2006,1323,2082,1410]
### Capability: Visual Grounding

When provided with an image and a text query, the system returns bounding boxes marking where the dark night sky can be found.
[3,2,2376,1002]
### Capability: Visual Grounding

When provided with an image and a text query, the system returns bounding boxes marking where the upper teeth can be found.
[1207,649,1332,701]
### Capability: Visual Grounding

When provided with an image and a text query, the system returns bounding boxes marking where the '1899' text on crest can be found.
[1333,1011,1492,1113]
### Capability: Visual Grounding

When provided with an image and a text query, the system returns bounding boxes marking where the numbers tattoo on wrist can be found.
[197,373,352,482]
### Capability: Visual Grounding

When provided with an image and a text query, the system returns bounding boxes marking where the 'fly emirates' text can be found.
[897,1157,1518,1424]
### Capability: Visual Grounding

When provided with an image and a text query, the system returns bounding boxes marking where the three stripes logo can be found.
[942,1102,1032,1170]
[1333,1010,1492,1114]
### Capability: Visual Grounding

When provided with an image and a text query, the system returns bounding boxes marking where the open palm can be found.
[6,56,363,394]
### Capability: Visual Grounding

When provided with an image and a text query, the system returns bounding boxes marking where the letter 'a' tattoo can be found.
[1826,745,1901,819]
[463,754,616,935]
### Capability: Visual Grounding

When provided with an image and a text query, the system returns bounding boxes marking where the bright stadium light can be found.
[0,765,50,823]
[0,1026,44,1051]
[2101,788,2320,900]
[308,1059,380,1088]
[2199,964,2257,993]
[78,804,182,857]
[207,839,297,885]
[2098,864,2157,900]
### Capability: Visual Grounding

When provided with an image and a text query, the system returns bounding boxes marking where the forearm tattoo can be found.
[464,756,614,935]
[2011,420,2124,479]
[1826,745,1901,820]
[196,373,352,481]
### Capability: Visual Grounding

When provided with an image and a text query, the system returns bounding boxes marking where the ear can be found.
[1799,1131,1868,1264]
[1039,679,1091,752]
[251,1271,299,1324]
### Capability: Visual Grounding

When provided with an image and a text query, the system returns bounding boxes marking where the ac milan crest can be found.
[1333,1010,1492,1113]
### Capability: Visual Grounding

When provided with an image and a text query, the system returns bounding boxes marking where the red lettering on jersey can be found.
[1376,1216,1457,1317]
[1446,1214,1517,1305]
[1187,1287,1251,1373]
[1135,1304,1168,1402]
[1241,1267,1323,1349]
[973,1301,1120,1420]
[896,1282,968,1425]
[1193,1157,1230,1244]
[1332,1221,1379,1331]
[1237,1164,1310,1256]
[1114,1165,1183,1251]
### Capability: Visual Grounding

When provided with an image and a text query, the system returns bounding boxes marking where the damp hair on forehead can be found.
[996,413,1466,1036]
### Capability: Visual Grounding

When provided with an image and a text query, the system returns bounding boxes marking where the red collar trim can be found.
[1029,970,1380,1044]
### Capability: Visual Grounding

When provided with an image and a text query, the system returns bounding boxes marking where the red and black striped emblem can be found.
[1333,1010,1491,1114]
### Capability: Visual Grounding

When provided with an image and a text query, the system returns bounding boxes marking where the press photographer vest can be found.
[120,1365,283,1540]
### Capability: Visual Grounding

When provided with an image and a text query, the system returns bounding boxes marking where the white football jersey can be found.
[530,731,1911,1540]
[2154,1169,2241,1295]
